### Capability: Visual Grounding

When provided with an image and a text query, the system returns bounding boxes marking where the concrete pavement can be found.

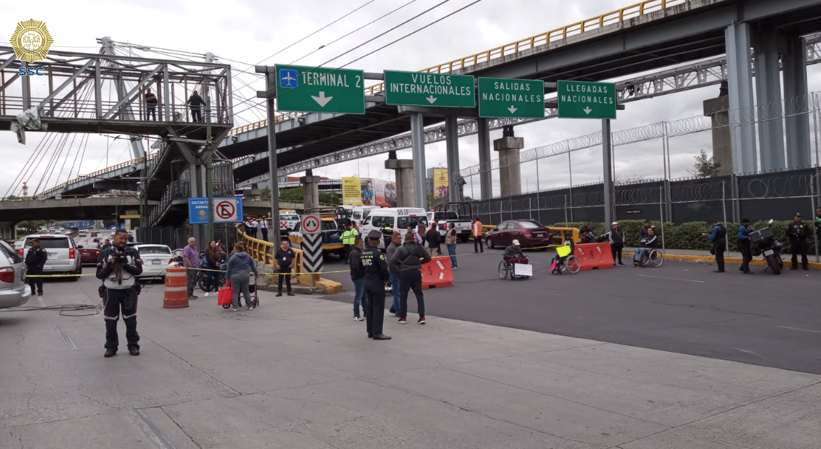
[1,275,820,448]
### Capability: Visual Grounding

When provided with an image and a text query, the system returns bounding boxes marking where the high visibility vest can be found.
[473,221,483,237]
[342,230,351,245]
[349,228,359,244]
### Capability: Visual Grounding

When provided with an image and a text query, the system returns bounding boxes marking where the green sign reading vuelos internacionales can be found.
[275,64,365,114]
[477,77,545,119]
[557,80,617,119]
[384,71,475,108]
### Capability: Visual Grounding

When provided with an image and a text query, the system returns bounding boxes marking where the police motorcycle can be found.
[749,219,784,275]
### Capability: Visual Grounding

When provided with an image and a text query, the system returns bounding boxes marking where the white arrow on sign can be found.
[311,91,333,107]
[507,105,518,114]
[583,107,592,115]
[426,95,437,104]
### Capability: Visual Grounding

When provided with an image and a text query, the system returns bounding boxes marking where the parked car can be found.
[77,245,101,266]
[0,240,30,309]
[485,220,553,250]
[21,234,82,281]
[134,244,174,281]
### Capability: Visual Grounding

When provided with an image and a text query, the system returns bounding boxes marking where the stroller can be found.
[219,273,259,309]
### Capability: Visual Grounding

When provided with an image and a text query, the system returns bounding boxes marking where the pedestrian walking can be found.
[386,231,402,316]
[607,222,625,266]
[275,239,296,296]
[363,230,391,340]
[183,237,200,299]
[426,222,441,257]
[226,242,258,311]
[349,237,368,321]
[391,232,431,325]
[787,213,810,270]
[203,240,222,297]
[706,220,726,273]
[445,222,458,269]
[24,238,47,296]
[472,217,484,253]
[145,88,158,121]
[260,215,269,241]
[187,90,204,122]
[738,218,753,274]
[97,230,143,357]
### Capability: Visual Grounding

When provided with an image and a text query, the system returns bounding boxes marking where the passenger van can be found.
[361,207,428,249]
[351,206,379,225]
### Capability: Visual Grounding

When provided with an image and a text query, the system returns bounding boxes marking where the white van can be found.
[351,206,379,226]
[23,234,82,280]
[361,207,428,249]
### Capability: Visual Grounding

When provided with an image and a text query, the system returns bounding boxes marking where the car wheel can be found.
[487,237,495,249]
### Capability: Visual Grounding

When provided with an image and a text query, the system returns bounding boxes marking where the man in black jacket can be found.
[187,90,204,122]
[349,237,368,320]
[362,231,391,340]
[25,238,47,296]
[608,222,625,266]
[787,213,811,270]
[275,239,296,296]
[97,230,143,357]
[390,232,431,325]
[425,222,441,257]
[707,220,727,273]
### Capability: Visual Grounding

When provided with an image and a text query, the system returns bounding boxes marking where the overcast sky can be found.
[2,0,820,199]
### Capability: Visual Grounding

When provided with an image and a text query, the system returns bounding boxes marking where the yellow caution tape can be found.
[26,273,98,278]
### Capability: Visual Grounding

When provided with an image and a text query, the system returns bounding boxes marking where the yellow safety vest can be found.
[342,230,351,245]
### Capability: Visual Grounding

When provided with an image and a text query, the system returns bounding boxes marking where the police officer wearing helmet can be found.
[362,230,391,340]
[787,213,811,270]
[25,238,47,296]
[96,229,143,358]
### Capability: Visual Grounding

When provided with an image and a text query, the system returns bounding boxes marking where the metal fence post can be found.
[564,194,568,224]
[568,151,574,222]
[812,175,819,262]
[659,186,666,251]
[722,181,729,253]
[535,157,541,223]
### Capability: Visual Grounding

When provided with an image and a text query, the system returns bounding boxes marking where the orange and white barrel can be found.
[164,266,189,308]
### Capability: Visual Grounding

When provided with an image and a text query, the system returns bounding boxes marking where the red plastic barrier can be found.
[574,243,614,271]
[421,257,454,289]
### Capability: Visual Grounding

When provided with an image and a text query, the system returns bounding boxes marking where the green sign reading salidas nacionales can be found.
[477,77,544,119]
[557,80,617,119]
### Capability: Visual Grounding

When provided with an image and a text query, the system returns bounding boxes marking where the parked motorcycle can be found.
[750,220,784,275]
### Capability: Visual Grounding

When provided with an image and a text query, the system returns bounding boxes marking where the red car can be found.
[485,220,552,249]
[77,245,100,265]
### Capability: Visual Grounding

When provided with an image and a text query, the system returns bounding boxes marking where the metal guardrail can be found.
[227,0,690,136]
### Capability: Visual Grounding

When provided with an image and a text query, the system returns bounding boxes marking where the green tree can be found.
[260,186,271,201]
[279,187,304,202]
[691,149,722,178]
[319,192,340,205]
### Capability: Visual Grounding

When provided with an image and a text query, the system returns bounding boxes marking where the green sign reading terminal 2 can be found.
[275,64,365,114]
[557,80,617,119]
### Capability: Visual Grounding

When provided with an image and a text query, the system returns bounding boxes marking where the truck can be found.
[433,202,473,242]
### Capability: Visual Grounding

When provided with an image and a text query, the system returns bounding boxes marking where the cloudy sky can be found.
[2,0,820,199]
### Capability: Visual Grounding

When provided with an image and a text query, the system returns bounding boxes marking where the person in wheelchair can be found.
[503,240,529,265]
[633,227,658,267]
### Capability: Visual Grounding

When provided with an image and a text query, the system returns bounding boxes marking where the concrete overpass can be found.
[0,197,155,222]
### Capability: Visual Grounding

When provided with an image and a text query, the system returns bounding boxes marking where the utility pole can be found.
[204,81,215,242]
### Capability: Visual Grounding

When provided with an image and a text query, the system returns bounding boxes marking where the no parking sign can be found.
[188,197,244,224]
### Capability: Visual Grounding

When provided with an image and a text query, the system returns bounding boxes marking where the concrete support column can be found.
[494,126,524,197]
[783,36,812,169]
[725,22,758,174]
[703,82,735,176]
[410,113,427,210]
[477,118,492,199]
[753,29,785,171]
[445,116,460,203]
[300,174,321,210]
[189,163,207,244]
[385,153,416,207]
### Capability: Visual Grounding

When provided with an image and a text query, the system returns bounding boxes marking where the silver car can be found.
[0,240,30,309]
[134,244,174,281]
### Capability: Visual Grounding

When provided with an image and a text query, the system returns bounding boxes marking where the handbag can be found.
[217,280,233,306]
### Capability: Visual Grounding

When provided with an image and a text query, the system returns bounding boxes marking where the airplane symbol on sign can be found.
[280,69,298,88]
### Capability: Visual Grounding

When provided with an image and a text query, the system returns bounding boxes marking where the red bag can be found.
[218,283,233,306]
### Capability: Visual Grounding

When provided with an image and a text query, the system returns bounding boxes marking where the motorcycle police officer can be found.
[25,238,47,295]
[96,229,143,357]
[787,213,810,270]
[362,230,391,340]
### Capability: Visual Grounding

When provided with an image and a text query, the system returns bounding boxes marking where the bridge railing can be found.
[227,0,691,136]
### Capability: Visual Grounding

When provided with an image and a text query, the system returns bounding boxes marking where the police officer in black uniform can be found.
[96,229,143,357]
[787,213,810,270]
[25,238,47,295]
[362,230,391,340]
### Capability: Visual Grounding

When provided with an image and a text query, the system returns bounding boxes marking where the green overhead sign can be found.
[477,77,545,119]
[275,64,365,114]
[557,80,617,119]
[384,71,475,108]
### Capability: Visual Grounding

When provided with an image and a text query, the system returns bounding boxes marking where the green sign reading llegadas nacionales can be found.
[384,71,475,108]
[477,77,545,119]
[557,80,617,119]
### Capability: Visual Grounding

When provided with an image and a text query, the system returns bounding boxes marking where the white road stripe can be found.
[36,294,46,308]
[637,274,706,283]
[131,408,177,449]
[777,326,821,334]
[57,326,77,350]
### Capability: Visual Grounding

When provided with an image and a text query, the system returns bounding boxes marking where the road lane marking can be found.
[132,408,177,449]
[637,274,706,283]
[57,326,77,350]
[36,294,46,308]
[777,326,821,334]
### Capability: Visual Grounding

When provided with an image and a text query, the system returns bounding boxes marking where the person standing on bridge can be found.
[25,238,47,296]
[145,88,158,121]
[183,237,201,299]
[260,215,269,241]
[392,231,431,325]
[97,230,143,357]
[187,90,204,122]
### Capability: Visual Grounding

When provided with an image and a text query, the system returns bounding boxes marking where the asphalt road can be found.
[323,242,821,374]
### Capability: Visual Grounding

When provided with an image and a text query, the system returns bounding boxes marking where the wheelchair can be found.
[498,259,530,281]
[550,245,581,274]
[637,248,664,267]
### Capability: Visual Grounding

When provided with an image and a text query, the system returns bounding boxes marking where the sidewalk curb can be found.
[665,253,821,270]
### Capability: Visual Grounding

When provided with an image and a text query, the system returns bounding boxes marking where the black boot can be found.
[104,348,117,358]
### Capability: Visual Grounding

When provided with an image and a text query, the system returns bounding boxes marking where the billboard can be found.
[342,177,363,206]
[433,168,448,198]
[366,178,397,207]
